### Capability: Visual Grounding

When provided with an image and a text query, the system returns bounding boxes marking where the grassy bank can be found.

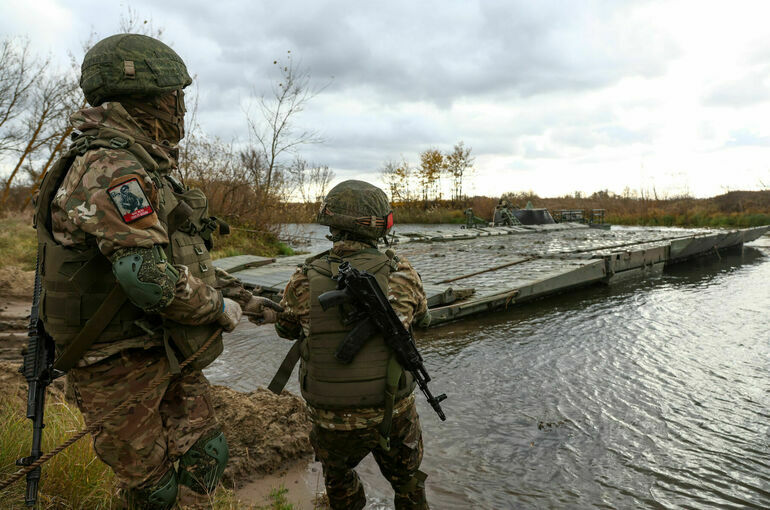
[0,215,293,273]
[390,190,770,228]
[0,393,297,509]
[0,394,119,509]
[209,226,295,260]
[0,214,37,271]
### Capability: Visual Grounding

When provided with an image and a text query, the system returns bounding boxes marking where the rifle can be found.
[16,248,62,506]
[318,261,447,421]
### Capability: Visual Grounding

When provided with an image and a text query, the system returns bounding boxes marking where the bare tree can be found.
[290,157,335,204]
[418,148,443,203]
[118,6,165,38]
[245,51,323,197]
[0,38,46,157]
[444,141,474,202]
[0,36,82,209]
[381,159,401,201]
[19,72,82,207]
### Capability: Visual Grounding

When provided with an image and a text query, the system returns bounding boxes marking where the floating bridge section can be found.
[214,224,769,328]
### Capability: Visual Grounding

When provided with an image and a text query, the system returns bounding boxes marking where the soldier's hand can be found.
[243,296,284,325]
[217,298,243,331]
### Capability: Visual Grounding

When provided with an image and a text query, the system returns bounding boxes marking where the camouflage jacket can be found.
[50,102,247,365]
[276,239,428,429]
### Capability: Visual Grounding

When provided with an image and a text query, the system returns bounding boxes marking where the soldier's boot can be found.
[177,430,229,506]
[393,470,429,510]
[324,468,366,510]
[123,468,178,510]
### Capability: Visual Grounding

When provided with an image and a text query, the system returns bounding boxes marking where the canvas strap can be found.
[378,355,405,452]
[267,339,302,394]
[53,285,128,371]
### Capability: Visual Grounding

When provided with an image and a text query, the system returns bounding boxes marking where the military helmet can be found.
[80,33,192,106]
[317,180,394,240]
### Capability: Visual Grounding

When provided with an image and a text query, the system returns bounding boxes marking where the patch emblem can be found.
[108,178,153,223]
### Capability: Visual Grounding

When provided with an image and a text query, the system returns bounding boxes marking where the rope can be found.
[0,328,222,492]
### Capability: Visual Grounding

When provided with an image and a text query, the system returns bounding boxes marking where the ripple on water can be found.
[208,240,770,509]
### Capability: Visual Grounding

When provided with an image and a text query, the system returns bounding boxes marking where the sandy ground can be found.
[236,459,327,509]
[0,297,30,363]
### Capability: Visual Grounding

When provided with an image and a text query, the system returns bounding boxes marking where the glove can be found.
[243,295,284,325]
[217,298,243,331]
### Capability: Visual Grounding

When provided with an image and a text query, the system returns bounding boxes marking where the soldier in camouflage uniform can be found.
[35,34,279,509]
[274,180,431,510]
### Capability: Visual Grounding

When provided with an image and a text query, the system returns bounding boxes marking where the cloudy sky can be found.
[4,0,770,198]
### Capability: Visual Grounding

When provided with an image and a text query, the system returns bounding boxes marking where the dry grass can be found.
[0,395,119,509]
[210,227,295,260]
[0,393,297,509]
[0,213,37,271]
[389,190,770,227]
[0,212,293,273]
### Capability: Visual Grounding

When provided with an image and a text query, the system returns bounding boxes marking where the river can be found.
[206,226,770,509]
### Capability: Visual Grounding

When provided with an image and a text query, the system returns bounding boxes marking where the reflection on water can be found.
[208,233,770,509]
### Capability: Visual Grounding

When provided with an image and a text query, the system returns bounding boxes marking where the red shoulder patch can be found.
[107,177,154,223]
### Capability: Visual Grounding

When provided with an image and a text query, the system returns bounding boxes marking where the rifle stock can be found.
[317,288,350,310]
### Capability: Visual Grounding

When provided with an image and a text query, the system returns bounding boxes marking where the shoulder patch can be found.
[108,177,153,223]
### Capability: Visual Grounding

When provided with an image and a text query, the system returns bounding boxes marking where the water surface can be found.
[207,229,770,509]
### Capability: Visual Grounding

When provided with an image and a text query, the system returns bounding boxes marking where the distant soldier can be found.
[465,207,475,228]
[273,180,432,509]
[35,34,279,508]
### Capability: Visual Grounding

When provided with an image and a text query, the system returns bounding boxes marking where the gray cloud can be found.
[128,0,678,107]
[704,66,770,107]
[10,0,768,198]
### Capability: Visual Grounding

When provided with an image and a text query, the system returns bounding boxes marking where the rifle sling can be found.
[53,285,128,371]
[378,355,404,452]
[268,339,302,394]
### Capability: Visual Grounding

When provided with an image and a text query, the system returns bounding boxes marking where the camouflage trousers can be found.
[309,402,428,510]
[68,348,219,507]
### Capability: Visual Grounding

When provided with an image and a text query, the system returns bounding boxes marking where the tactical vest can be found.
[35,129,220,365]
[300,249,415,409]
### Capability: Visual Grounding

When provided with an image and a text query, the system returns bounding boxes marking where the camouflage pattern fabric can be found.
[47,100,248,507]
[67,348,219,506]
[51,102,240,365]
[76,263,224,367]
[307,393,416,431]
[51,103,174,254]
[161,264,224,326]
[214,267,256,308]
[276,239,427,344]
[317,180,393,241]
[310,401,428,510]
[122,90,186,145]
[80,34,191,106]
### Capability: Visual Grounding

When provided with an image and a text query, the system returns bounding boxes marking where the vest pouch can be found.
[173,187,219,249]
[164,185,216,285]
[173,187,208,235]
[164,321,223,370]
[171,233,214,283]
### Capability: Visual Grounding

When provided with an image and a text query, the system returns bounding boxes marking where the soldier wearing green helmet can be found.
[274,180,433,509]
[35,33,280,508]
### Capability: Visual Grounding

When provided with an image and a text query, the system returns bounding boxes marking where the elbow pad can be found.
[112,246,180,312]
